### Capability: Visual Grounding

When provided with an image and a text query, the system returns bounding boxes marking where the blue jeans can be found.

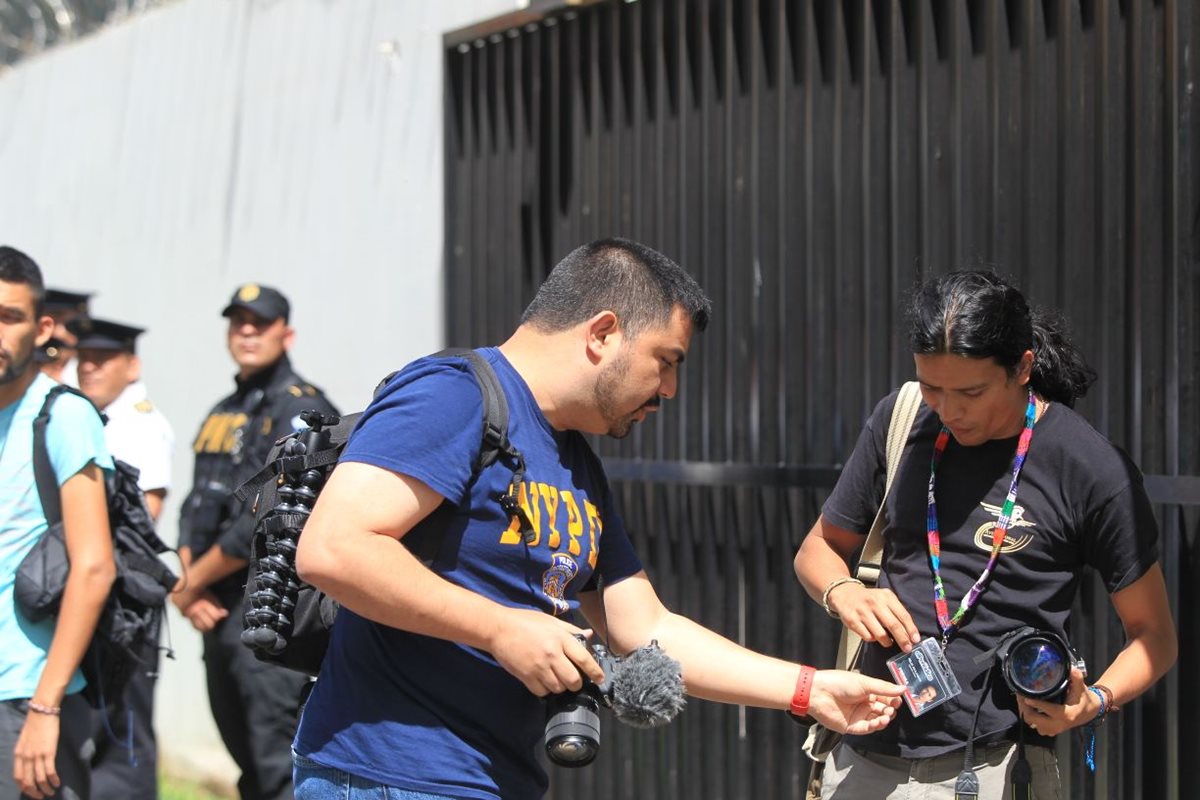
[292,750,458,800]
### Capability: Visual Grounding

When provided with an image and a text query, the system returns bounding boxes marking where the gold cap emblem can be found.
[237,284,261,302]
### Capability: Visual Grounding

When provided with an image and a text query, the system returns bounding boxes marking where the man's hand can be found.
[177,592,229,633]
[827,583,921,653]
[486,609,605,697]
[13,710,60,799]
[171,575,204,613]
[1016,667,1096,737]
[807,670,904,735]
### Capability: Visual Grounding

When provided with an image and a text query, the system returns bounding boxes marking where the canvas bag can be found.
[803,382,922,799]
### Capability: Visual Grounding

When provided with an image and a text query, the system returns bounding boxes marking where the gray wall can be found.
[0,0,518,787]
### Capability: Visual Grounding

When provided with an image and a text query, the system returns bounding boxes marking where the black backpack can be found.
[14,385,179,710]
[235,349,532,676]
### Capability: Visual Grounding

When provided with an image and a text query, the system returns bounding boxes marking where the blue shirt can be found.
[0,374,113,701]
[295,349,643,799]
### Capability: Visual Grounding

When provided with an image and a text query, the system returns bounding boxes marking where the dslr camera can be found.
[544,641,621,767]
[991,627,1086,703]
[543,639,684,767]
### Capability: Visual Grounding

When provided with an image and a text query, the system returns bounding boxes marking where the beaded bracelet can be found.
[821,577,864,619]
[1082,684,1121,773]
[27,701,61,716]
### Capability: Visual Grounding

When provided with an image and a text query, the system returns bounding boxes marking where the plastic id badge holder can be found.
[887,638,962,717]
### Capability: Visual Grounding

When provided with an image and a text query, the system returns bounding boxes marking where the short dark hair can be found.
[907,270,1096,407]
[520,238,711,338]
[0,246,46,316]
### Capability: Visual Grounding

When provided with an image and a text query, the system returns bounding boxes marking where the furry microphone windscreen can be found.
[610,642,687,729]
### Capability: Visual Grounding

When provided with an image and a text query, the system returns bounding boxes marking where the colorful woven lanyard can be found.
[927,389,1038,646]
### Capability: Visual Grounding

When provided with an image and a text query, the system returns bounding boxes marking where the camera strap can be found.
[953,657,1032,800]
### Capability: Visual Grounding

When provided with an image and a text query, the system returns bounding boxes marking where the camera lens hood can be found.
[997,628,1074,700]
[544,693,601,767]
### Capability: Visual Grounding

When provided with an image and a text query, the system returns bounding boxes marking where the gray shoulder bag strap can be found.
[803,381,923,771]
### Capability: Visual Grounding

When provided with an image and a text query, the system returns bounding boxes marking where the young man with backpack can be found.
[0,246,116,799]
[73,317,175,799]
[291,239,904,800]
[177,285,337,800]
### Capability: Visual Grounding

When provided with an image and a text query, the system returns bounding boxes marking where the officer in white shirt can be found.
[72,318,173,518]
[72,317,174,800]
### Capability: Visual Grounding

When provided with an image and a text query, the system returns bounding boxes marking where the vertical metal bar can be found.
[918,0,930,273]
[888,0,902,382]
[1125,0,1143,474]
[1057,0,1069,303]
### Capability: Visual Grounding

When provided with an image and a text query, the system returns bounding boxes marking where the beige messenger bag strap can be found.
[833,380,923,670]
[802,381,923,779]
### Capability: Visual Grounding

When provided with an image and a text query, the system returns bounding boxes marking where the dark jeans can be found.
[90,637,160,799]
[293,751,457,800]
[204,600,309,800]
[0,694,94,800]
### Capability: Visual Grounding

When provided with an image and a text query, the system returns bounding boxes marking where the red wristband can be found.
[790,665,817,718]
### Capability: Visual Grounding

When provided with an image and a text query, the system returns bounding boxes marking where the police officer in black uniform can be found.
[175,284,337,800]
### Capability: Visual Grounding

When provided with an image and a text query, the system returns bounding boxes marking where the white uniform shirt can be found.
[61,356,80,388]
[102,380,174,492]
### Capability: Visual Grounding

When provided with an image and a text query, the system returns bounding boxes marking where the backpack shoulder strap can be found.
[432,349,518,474]
[432,348,532,541]
[33,385,104,526]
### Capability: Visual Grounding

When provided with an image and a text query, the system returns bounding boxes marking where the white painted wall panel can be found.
[0,0,518,788]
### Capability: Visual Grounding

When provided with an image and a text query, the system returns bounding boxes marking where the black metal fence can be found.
[445,1,1199,797]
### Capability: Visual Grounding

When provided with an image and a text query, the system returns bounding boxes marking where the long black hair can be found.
[906,270,1096,407]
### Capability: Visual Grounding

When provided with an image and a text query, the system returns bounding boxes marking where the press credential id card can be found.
[886,638,962,717]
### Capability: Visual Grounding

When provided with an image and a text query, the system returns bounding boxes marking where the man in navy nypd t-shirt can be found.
[292,239,905,800]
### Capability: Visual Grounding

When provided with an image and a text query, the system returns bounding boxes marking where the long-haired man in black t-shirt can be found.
[795,270,1177,799]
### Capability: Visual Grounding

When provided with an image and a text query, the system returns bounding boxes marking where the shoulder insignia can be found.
[305,385,317,396]
[287,385,304,397]
[134,400,155,413]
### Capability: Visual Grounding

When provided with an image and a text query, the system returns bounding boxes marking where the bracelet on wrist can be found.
[27,701,61,716]
[1086,686,1107,723]
[1090,684,1118,723]
[821,577,864,620]
[789,665,818,719]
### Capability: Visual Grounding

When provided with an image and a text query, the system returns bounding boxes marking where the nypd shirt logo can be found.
[499,480,604,615]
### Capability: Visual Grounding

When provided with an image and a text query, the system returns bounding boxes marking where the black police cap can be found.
[44,288,93,315]
[33,337,68,364]
[68,317,144,353]
[221,283,290,322]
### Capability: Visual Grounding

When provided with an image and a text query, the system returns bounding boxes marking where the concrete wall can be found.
[0,0,518,789]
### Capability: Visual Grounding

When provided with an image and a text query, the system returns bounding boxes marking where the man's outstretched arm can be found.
[578,572,903,734]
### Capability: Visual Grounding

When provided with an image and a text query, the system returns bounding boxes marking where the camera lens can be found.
[1006,635,1068,698]
[544,695,601,767]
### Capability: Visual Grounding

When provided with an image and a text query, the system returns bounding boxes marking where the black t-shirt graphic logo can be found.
[973,502,1037,554]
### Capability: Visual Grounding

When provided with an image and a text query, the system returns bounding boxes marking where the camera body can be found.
[544,642,622,768]
[993,627,1086,703]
